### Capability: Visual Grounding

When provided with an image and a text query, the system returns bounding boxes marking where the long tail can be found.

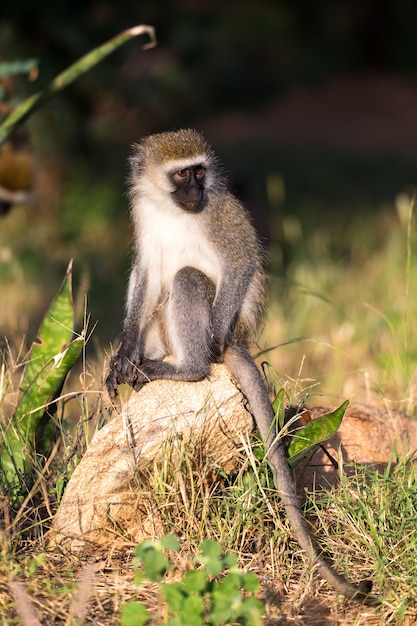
[223,344,376,603]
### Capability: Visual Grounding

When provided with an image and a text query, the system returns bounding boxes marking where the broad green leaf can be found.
[1,335,83,473]
[240,571,260,593]
[121,601,150,626]
[238,596,265,625]
[135,541,171,582]
[200,539,222,559]
[210,586,236,624]
[177,595,204,625]
[161,582,186,612]
[286,400,349,468]
[0,261,83,501]
[15,262,79,427]
[134,539,155,558]
[196,540,224,576]
[143,550,170,582]
[161,533,180,551]
[218,572,241,592]
[203,558,223,577]
[222,552,238,569]
[183,569,207,593]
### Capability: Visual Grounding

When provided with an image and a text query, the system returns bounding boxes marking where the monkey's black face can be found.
[170,165,207,212]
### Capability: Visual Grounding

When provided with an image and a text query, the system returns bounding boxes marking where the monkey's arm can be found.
[106,267,145,396]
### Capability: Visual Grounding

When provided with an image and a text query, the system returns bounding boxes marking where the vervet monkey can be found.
[106,129,373,602]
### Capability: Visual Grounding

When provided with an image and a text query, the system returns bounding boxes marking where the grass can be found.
[264,194,417,412]
[2,424,417,624]
[1,194,417,624]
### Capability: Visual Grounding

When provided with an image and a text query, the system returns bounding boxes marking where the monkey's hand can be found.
[105,341,142,398]
[105,367,120,399]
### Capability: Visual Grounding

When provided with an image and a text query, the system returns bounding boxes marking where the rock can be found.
[51,364,253,554]
[51,368,417,555]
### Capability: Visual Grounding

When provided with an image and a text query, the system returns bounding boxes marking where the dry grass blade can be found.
[11,581,40,626]
[71,563,95,622]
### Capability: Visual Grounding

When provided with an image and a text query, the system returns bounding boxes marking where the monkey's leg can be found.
[132,267,214,388]
[224,343,375,604]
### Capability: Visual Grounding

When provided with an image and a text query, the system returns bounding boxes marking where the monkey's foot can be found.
[131,359,210,388]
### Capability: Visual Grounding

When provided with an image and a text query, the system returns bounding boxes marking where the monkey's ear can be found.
[129,143,146,174]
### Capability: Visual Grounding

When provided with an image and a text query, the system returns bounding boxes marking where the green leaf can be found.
[134,540,154,558]
[183,570,207,593]
[217,572,241,594]
[161,582,186,612]
[195,540,224,577]
[55,476,65,503]
[222,552,238,569]
[240,571,260,593]
[0,26,156,144]
[144,549,170,582]
[238,596,265,625]
[121,601,150,626]
[9,267,79,414]
[286,400,349,468]
[0,261,83,501]
[177,595,204,625]
[271,387,285,431]
[161,533,180,551]
[210,586,236,624]
[134,541,171,582]
[200,539,223,559]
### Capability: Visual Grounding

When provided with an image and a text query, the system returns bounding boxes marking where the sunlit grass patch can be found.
[308,453,417,623]
[1,193,417,623]
[264,196,417,412]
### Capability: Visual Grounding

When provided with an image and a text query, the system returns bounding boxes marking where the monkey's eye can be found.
[176,170,188,178]
[194,166,205,179]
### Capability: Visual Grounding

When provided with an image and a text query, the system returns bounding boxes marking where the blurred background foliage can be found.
[1,0,417,403]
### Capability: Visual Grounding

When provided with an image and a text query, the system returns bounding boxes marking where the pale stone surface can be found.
[51,364,253,554]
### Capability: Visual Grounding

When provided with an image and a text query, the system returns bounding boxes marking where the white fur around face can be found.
[161,155,207,175]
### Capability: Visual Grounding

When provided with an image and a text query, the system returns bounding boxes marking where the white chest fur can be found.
[136,198,222,306]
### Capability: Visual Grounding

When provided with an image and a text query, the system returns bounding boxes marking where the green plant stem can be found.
[0,25,156,144]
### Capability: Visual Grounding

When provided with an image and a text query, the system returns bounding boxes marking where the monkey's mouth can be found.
[179,199,206,212]
[172,189,206,212]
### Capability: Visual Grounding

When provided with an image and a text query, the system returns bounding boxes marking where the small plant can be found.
[121,534,264,626]
[273,387,348,468]
[0,261,84,506]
